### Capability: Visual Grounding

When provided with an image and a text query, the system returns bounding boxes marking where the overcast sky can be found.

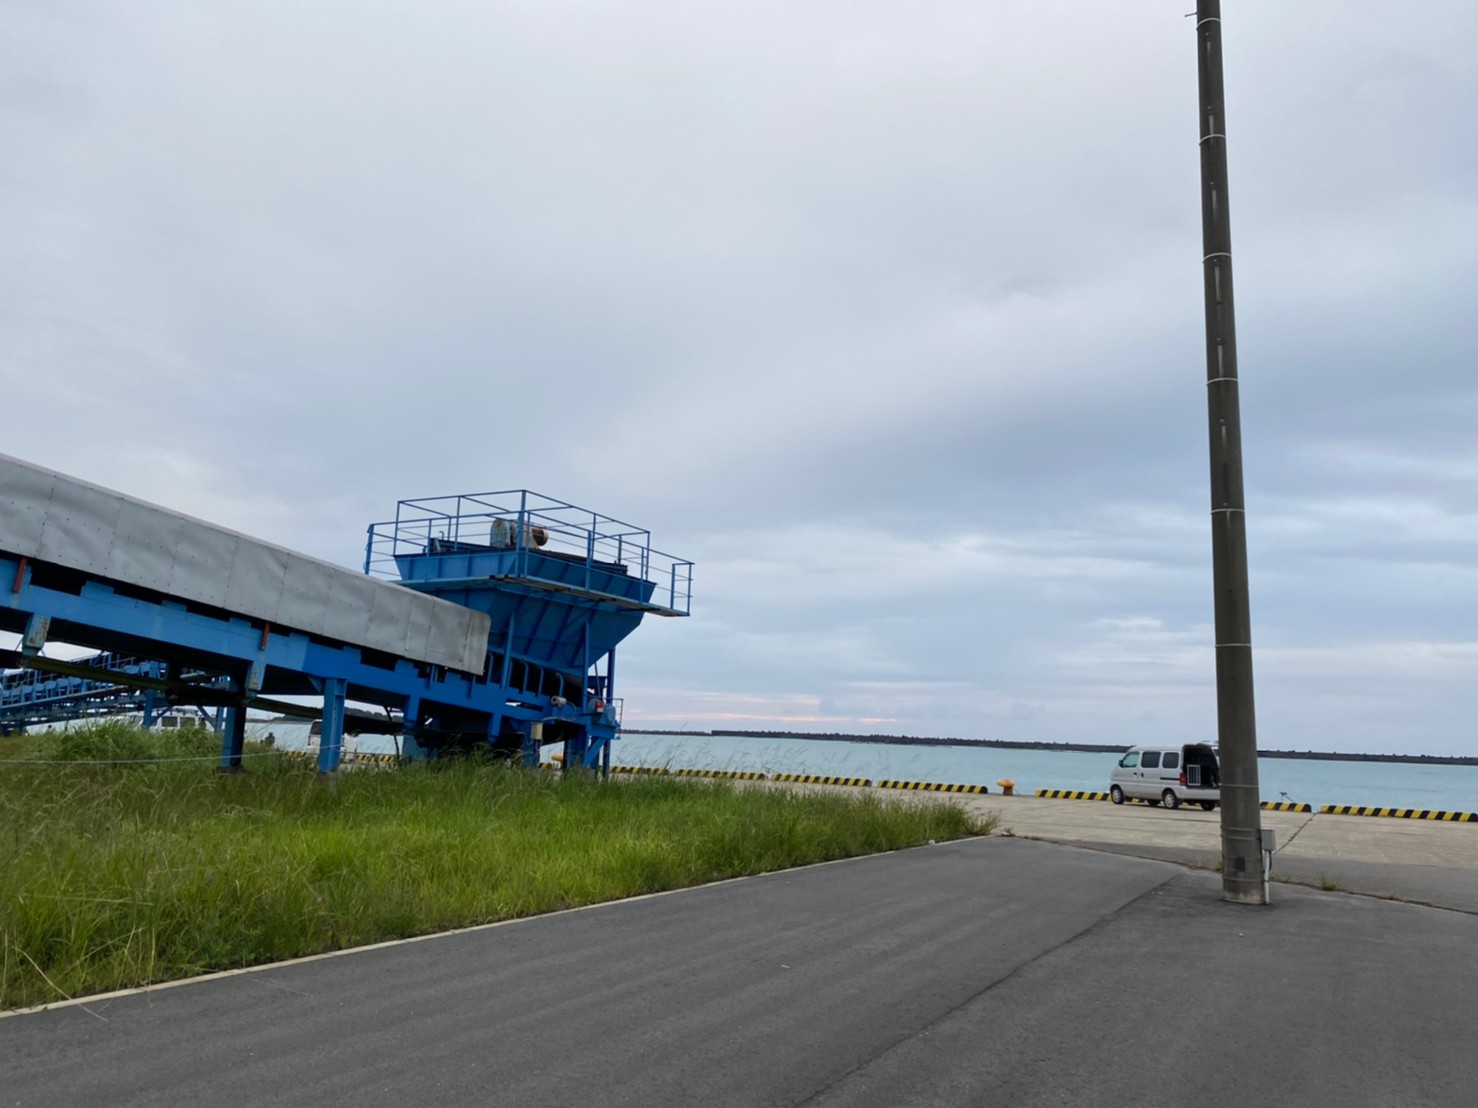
[4,2,1475,754]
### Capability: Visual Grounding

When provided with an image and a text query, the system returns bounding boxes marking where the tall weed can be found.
[0,724,988,1009]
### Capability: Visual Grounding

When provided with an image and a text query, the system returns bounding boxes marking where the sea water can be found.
[612,732,1478,814]
[248,723,1478,813]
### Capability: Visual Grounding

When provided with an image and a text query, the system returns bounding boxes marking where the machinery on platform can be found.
[0,455,691,771]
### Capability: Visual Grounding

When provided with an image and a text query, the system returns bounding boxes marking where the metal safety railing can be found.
[363,490,692,616]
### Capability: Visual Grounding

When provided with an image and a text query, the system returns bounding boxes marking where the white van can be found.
[1109,744,1220,810]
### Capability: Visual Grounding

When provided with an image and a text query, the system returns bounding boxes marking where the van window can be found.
[1141,751,1161,769]
[1118,753,1139,768]
[1163,752,1180,770]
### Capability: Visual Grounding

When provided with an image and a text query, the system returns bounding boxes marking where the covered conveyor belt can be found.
[0,454,489,673]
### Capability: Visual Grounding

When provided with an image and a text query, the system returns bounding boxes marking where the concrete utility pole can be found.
[1194,0,1266,903]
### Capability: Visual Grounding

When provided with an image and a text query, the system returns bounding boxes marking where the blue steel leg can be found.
[566,727,589,773]
[399,696,421,760]
[219,702,247,771]
[490,715,508,762]
[602,648,617,779]
[318,676,347,773]
[401,731,431,760]
[586,731,609,772]
[142,689,158,730]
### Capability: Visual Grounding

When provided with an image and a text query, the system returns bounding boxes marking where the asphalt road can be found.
[4,838,1476,1107]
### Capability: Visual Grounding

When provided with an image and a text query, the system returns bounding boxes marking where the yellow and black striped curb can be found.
[1035,790,1317,812]
[670,768,766,780]
[1320,805,1477,822]
[771,773,872,787]
[609,764,669,776]
[877,780,989,794]
[353,753,399,766]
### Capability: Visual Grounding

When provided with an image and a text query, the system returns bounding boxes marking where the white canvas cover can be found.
[0,453,489,674]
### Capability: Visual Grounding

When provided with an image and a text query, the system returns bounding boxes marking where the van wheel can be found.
[1199,800,1216,811]
[1161,789,1180,810]
[1110,785,1125,805]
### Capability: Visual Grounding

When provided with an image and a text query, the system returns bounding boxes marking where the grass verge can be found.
[0,723,991,1009]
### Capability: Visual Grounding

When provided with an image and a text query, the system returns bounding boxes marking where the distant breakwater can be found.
[634,730,1478,767]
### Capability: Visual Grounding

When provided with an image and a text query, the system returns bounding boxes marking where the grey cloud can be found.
[2,1,1475,755]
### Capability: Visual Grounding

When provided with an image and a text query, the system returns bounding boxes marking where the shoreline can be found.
[630,730,1478,767]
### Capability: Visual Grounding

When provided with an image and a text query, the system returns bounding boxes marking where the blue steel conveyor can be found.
[0,454,691,771]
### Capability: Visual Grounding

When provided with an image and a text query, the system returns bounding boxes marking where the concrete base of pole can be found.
[1221,811,1267,903]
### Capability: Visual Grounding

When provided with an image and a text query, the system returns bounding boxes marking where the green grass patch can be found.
[14,717,222,764]
[0,723,990,1009]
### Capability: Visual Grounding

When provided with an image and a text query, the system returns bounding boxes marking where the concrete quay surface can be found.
[5,837,1477,1108]
[965,793,1478,913]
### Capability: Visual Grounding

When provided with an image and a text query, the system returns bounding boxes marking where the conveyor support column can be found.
[219,701,247,772]
[318,677,347,773]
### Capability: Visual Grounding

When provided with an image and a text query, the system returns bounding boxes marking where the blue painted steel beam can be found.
[220,690,247,771]
[317,677,347,773]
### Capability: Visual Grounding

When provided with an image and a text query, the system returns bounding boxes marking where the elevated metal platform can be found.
[365,491,691,615]
[1,456,691,771]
